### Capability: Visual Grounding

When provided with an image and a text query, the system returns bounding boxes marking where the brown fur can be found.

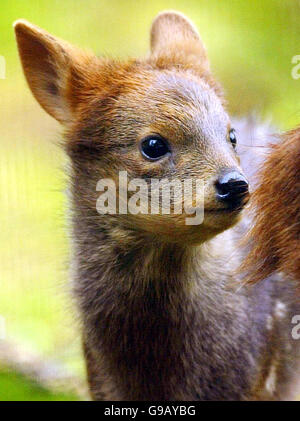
[14,11,299,400]
[242,128,300,284]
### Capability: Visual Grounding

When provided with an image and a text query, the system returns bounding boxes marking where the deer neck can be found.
[73,222,236,399]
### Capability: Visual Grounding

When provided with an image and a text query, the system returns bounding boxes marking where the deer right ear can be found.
[14,19,85,124]
[150,11,209,71]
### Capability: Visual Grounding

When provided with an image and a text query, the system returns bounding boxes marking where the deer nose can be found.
[215,170,249,210]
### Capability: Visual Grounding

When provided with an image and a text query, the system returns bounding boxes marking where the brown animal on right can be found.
[14,11,299,400]
[242,127,300,285]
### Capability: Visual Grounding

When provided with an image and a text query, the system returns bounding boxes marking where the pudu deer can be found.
[14,11,300,400]
[242,127,300,285]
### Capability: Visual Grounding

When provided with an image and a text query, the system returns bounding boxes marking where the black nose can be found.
[215,170,249,210]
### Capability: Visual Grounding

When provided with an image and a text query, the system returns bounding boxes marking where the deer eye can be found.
[228,128,237,149]
[140,135,171,161]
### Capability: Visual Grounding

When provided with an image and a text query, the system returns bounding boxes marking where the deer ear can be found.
[150,11,209,71]
[14,19,83,124]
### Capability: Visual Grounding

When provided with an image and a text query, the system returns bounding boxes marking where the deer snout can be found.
[215,170,249,210]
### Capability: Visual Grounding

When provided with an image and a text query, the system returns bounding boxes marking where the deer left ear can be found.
[150,11,209,71]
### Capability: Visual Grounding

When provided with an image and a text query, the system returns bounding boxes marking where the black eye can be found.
[228,128,237,149]
[140,135,171,161]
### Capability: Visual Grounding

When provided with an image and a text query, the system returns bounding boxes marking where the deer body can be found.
[70,195,299,400]
[14,11,299,400]
[73,224,298,400]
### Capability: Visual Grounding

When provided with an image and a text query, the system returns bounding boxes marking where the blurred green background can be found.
[0,0,299,400]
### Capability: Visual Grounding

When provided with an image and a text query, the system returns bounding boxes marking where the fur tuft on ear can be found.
[150,11,209,71]
[14,19,90,124]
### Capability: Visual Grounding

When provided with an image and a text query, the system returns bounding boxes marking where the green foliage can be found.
[0,370,78,401]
